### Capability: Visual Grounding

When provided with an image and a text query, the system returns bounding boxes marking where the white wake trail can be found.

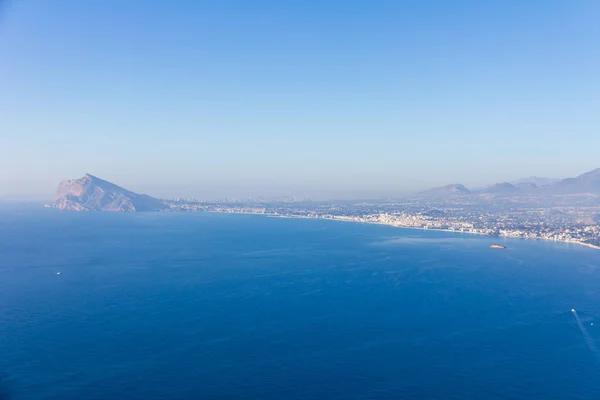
[571,309,598,355]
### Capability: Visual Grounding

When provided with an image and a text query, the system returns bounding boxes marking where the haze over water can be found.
[1,210,599,399]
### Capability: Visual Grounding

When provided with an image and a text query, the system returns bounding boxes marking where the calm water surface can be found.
[1,209,599,399]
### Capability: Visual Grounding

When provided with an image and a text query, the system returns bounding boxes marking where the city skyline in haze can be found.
[1,1,599,200]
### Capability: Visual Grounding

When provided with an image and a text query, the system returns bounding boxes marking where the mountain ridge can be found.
[418,184,470,198]
[419,168,600,198]
[510,176,558,187]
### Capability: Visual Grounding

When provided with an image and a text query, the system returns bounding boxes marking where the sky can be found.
[1,0,599,200]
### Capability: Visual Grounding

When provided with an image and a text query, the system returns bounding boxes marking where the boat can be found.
[489,244,506,249]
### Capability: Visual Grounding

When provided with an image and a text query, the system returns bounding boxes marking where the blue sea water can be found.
[1,208,599,400]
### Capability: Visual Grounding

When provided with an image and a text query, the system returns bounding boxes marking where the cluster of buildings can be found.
[318,212,600,249]
[165,199,600,249]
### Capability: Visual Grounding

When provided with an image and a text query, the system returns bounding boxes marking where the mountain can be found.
[51,174,167,211]
[511,177,557,187]
[480,182,520,195]
[418,184,470,198]
[549,168,600,195]
[514,182,539,192]
[418,168,600,199]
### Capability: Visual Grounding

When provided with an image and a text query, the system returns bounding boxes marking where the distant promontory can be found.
[49,174,166,212]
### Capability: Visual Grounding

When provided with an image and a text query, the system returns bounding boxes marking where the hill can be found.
[418,168,600,198]
[511,177,557,187]
[418,184,470,198]
[480,182,520,195]
[549,168,600,195]
[51,174,167,211]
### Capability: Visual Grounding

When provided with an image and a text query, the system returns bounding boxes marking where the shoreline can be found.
[202,210,600,251]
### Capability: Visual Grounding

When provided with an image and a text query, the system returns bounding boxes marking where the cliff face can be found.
[51,174,167,211]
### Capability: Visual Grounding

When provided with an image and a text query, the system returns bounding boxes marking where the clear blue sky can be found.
[1,0,599,199]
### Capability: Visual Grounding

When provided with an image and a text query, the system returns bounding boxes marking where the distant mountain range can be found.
[50,174,167,211]
[509,177,558,187]
[418,184,471,197]
[550,168,600,195]
[49,168,600,212]
[419,168,600,198]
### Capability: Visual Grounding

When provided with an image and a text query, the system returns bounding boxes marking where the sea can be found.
[1,208,599,400]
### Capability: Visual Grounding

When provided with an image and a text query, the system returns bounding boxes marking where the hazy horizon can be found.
[2,167,598,203]
[2,1,599,199]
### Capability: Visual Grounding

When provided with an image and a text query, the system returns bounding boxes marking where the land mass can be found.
[421,168,600,198]
[50,174,166,212]
[47,170,600,249]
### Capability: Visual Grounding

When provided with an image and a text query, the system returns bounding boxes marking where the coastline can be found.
[203,210,600,251]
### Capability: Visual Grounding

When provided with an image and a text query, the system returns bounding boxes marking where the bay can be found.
[1,210,599,399]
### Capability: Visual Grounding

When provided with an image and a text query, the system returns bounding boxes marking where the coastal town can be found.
[49,172,600,250]
[164,197,600,250]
